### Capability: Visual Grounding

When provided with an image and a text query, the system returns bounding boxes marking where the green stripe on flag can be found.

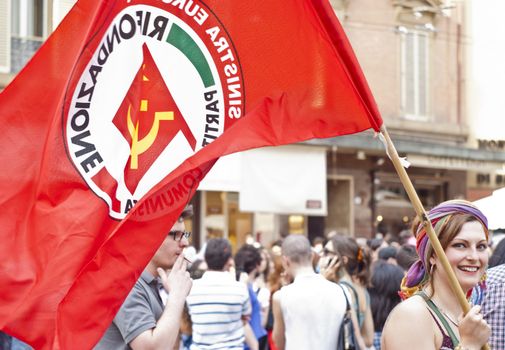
[167,24,215,88]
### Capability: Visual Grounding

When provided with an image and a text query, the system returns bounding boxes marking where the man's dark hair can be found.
[367,238,384,252]
[188,259,206,280]
[378,246,398,261]
[204,238,232,270]
[398,229,413,245]
[234,244,262,275]
[395,244,418,271]
[490,238,505,268]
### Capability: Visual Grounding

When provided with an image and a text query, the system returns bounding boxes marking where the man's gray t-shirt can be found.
[94,271,164,350]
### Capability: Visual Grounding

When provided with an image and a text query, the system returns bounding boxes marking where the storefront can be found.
[309,131,505,239]
[192,145,328,250]
[187,133,505,250]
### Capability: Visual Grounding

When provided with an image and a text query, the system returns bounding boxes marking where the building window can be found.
[10,0,47,73]
[11,0,45,38]
[400,30,431,120]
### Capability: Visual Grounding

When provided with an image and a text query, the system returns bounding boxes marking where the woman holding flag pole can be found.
[381,199,491,350]
[378,126,491,350]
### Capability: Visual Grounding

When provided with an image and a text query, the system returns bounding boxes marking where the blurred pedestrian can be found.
[398,229,416,246]
[186,238,257,350]
[378,246,398,265]
[395,244,418,273]
[235,244,268,350]
[382,200,491,350]
[272,235,346,350]
[254,248,272,330]
[481,264,505,349]
[489,237,505,268]
[265,246,286,350]
[384,233,400,249]
[368,261,404,350]
[368,238,387,264]
[329,235,375,348]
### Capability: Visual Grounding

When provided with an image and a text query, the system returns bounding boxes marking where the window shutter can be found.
[405,33,415,115]
[0,0,11,73]
[401,30,430,119]
[417,34,428,116]
[52,0,77,30]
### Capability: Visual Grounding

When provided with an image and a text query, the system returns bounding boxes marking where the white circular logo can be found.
[63,4,244,219]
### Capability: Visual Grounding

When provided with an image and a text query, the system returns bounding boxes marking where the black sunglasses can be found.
[168,230,191,241]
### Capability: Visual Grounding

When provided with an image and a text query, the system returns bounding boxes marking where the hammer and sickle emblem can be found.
[127,99,173,169]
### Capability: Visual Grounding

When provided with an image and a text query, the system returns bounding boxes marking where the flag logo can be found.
[63,3,244,219]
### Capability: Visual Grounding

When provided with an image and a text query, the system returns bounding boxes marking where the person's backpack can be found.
[337,283,360,350]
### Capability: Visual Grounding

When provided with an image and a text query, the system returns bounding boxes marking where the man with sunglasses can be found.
[95,206,193,350]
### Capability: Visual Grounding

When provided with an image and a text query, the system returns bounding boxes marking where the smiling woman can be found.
[381,200,491,350]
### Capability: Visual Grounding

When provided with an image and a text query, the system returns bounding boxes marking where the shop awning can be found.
[198,152,241,192]
[239,145,327,216]
[199,145,328,216]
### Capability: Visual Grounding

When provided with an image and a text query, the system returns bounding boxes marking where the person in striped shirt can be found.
[186,238,256,350]
[481,263,505,349]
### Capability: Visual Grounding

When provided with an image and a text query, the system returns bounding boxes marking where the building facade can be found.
[2,0,504,249]
[309,0,505,238]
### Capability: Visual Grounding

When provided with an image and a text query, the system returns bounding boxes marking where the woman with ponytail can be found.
[322,235,375,349]
[382,200,491,350]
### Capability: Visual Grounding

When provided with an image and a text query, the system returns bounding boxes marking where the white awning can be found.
[198,145,328,216]
[198,152,241,192]
[239,145,327,216]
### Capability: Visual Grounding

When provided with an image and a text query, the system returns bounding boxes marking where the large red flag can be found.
[0,0,382,348]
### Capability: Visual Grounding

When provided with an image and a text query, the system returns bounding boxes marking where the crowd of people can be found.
[2,199,505,349]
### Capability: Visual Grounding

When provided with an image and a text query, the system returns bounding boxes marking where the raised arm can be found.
[130,255,192,350]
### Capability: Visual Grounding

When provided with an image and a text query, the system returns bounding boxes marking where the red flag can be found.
[0,0,382,348]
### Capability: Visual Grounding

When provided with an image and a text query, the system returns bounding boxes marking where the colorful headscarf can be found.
[399,199,488,300]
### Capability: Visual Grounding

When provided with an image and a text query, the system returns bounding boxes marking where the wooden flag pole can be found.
[380,125,489,350]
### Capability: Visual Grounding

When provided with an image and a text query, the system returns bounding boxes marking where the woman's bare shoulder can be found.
[390,294,429,315]
[382,295,437,350]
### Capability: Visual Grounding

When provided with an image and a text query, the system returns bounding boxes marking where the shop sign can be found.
[468,171,505,189]
[478,139,505,151]
[407,154,504,171]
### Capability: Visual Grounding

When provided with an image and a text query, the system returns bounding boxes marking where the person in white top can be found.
[272,235,347,350]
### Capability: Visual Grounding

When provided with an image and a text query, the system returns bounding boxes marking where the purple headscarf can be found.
[400,199,488,299]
